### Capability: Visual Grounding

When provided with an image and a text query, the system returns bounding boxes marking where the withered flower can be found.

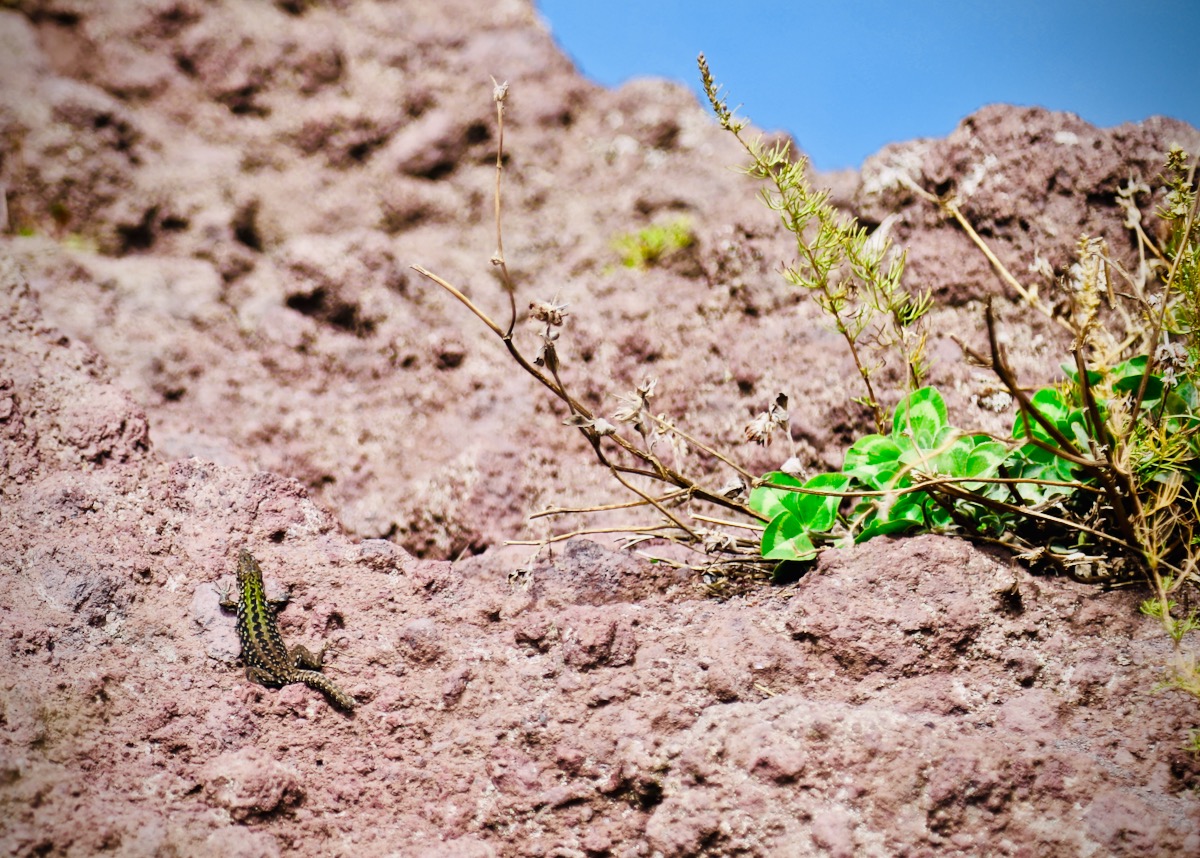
[529,299,569,327]
[744,393,790,446]
[744,411,775,445]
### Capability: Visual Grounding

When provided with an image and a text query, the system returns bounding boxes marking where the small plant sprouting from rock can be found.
[611,218,695,269]
[700,56,1200,718]
[413,67,1200,731]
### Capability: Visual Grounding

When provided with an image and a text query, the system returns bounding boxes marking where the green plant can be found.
[413,69,1200,726]
[751,352,1200,573]
[751,386,1008,562]
[698,56,1200,564]
[702,50,1200,719]
[612,218,695,269]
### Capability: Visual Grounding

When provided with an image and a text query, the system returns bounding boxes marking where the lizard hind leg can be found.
[289,643,326,670]
[245,666,285,687]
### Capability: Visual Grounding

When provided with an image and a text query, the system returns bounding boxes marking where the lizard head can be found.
[237,549,264,586]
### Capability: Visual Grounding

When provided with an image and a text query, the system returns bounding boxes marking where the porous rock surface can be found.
[2,2,1199,856]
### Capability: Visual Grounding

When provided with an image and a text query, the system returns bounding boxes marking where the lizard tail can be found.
[296,670,357,710]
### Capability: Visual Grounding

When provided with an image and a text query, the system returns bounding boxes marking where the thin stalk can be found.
[1129,184,1200,427]
[905,179,1073,335]
[530,489,692,520]
[506,523,679,547]
[691,513,766,532]
[412,265,504,338]
[488,77,518,336]
[645,412,758,481]
[756,473,1105,501]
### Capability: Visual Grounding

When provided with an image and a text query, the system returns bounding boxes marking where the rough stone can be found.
[1,2,1197,856]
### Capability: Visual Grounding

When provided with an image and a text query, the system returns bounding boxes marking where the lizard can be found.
[218,548,357,710]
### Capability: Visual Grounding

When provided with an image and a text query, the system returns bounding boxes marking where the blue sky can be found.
[536,1,1200,172]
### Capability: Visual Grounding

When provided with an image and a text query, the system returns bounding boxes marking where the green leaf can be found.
[883,491,928,525]
[845,434,902,466]
[1068,417,1094,450]
[1061,362,1105,387]
[893,387,948,448]
[855,517,911,541]
[963,438,1008,478]
[1110,355,1149,383]
[1012,388,1070,442]
[1173,378,1199,411]
[761,513,817,561]
[783,472,851,533]
[928,434,972,476]
[1164,387,1197,418]
[855,492,926,541]
[877,459,913,489]
[1007,439,1059,468]
[1113,371,1162,401]
[843,435,904,488]
[754,471,851,562]
[1002,442,1078,503]
[748,472,803,520]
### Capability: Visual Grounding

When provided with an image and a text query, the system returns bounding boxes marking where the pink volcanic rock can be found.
[1,2,1198,856]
